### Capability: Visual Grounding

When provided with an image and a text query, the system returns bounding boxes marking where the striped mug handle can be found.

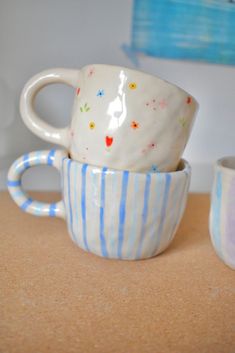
[7,149,67,219]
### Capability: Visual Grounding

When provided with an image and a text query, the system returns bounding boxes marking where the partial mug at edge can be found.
[210,156,235,270]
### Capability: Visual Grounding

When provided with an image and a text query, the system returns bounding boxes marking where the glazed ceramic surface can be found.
[210,156,235,270]
[8,149,191,260]
[20,64,198,173]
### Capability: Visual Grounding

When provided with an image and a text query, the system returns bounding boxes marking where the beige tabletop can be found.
[0,192,235,353]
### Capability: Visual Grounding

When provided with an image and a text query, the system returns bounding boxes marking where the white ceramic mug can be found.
[8,149,191,260]
[20,64,198,172]
[209,156,235,270]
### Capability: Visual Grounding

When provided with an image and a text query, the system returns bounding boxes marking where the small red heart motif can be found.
[106,136,113,147]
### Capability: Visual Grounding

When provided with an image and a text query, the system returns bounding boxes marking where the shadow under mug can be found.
[20,64,198,173]
[8,149,191,260]
[210,156,235,270]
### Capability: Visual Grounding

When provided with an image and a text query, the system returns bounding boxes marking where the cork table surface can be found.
[0,192,235,353]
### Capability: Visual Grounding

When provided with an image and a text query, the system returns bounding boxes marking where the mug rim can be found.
[65,155,191,176]
[216,156,235,176]
[82,63,199,108]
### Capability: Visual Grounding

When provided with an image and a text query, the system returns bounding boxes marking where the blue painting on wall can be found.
[123,0,235,66]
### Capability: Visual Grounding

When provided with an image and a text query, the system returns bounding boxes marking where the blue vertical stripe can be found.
[81,164,89,251]
[90,169,99,250]
[152,173,171,255]
[67,160,76,242]
[73,163,79,245]
[149,174,161,240]
[167,177,186,244]
[136,174,151,258]
[99,167,108,257]
[62,157,67,195]
[61,158,66,217]
[108,172,118,256]
[117,171,129,258]
[126,174,140,258]
[211,171,222,257]
[23,154,30,169]
[47,149,56,165]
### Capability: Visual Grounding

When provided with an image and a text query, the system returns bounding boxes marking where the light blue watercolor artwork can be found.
[123,0,235,66]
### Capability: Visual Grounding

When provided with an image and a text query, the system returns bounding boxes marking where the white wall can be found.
[1,0,235,192]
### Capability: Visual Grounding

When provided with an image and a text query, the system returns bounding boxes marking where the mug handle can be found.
[20,68,80,148]
[7,149,67,219]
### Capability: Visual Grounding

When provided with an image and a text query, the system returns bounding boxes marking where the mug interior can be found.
[220,156,235,169]
[176,159,187,172]
[218,156,235,173]
[65,154,189,176]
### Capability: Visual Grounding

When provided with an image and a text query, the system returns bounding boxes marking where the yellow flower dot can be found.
[129,82,137,90]
[89,121,95,129]
[131,121,139,129]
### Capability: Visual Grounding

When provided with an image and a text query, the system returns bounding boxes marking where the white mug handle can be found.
[20,68,80,148]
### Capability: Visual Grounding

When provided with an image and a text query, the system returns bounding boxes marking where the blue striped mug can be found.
[8,150,191,260]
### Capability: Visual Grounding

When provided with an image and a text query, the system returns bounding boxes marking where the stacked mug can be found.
[8,65,199,260]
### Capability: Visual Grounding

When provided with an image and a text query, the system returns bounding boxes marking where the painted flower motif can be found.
[150,165,159,173]
[89,121,95,129]
[80,103,90,112]
[146,99,158,111]
[96,89,104,97]
[142,142,157,154]
[106,136,113,147]
[179,117,187,127]
[187,96,192,104]
[129,82,137,90]
[88,67,95,77]
[131,121,139,129]
[76,87,80,96]
[159,99,167,109]
[148,142,157,149]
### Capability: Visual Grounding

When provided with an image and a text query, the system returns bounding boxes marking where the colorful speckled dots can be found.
[20,65,199,173]
[11,64,199,261]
